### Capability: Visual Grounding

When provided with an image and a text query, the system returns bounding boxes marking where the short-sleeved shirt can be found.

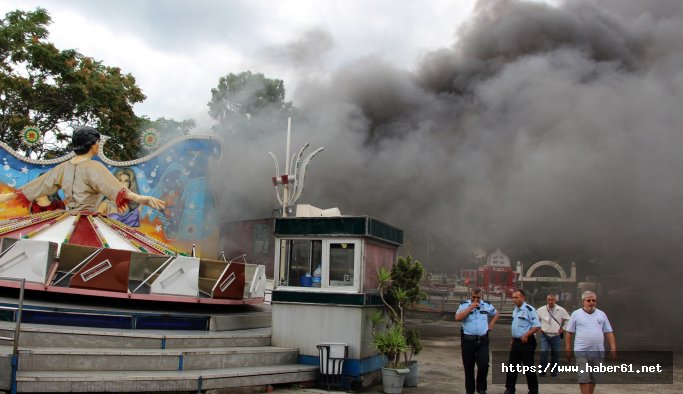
[537,304,571,336]
[566,308,613,352]
[457,300,497,336]
[20,160,124,212]
[511,302,541,338]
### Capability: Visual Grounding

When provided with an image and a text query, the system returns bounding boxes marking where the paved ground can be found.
[270,313,683,394]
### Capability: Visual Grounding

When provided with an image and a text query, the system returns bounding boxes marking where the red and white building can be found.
[475,248,515,295]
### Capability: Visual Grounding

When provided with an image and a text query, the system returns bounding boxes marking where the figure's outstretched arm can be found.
[123,190,166,212]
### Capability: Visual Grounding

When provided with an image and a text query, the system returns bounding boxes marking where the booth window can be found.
[279,240,322,287]
[328,242,355,287]
[278,239,360,290]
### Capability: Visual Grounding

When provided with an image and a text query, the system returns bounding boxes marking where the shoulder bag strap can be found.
[548,306,563,327]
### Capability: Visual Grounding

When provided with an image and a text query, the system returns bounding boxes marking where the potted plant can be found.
[371,314,409,394]
[403,327,423,387]
[378,255,426,387]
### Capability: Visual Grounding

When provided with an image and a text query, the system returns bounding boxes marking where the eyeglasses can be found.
[471,296,481,300]
[584,299,597,303]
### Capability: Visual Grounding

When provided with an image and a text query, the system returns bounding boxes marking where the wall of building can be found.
[271,302,383,378]
[363,240,397,292]
[219,218,275,277]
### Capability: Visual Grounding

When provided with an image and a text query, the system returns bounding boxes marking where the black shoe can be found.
[538,372,546,377]
[477,391,486,394]
[503,390,514,394]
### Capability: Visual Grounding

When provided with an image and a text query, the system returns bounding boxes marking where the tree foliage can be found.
[139,117,196,143]
[381,255,426,362]
[207,71,293,136]
[0,8,146,160]
[388,255,426,307]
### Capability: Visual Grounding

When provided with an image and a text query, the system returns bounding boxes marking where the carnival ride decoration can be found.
[0,134,266,305]
[268,118,323,217]
[139,128,161,151]
[21,126,42,147]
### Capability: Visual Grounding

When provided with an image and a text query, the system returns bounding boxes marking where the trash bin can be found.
[316,343,348,390]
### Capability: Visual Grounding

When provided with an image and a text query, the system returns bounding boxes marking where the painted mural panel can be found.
[0,135,222,253]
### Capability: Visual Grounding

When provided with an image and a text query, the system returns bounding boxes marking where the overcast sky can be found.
[0,0,494,129]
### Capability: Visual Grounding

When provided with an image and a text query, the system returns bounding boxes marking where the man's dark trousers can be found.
[504,336,538,394]
[461,333,489,394]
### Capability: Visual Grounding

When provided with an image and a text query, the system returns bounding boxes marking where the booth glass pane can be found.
[278,240,287,286]
[328,243,355,287]
[283,239,321,287]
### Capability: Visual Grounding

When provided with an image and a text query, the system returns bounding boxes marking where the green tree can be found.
[389,255,427,307]
[0,8,146,160]
[207,71,293,135]
[138,116,196,147]
[385,255,426,363]
[150,117,195,137]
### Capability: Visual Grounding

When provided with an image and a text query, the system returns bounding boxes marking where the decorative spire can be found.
[269,118,323,217]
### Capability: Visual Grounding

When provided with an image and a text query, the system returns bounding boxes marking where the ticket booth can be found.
[271,216,403,388]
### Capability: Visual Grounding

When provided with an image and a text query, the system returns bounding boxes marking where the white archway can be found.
[516,261,576,283]
[525,260,567,279]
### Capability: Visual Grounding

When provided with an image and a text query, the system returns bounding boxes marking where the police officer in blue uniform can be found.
[456,288,499,394]
[505,289,541,394]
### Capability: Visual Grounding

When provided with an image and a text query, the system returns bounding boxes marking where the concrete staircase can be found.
[0,319,318,392]
[494,299,516,323]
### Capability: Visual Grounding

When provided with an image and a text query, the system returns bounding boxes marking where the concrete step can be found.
[16,364,319,392]
[0,304,316,393]
[210,311,272,331]
[17,346,298,372]
[0,321,271,349]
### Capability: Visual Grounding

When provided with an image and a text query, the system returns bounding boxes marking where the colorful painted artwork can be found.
[0,135,222,252]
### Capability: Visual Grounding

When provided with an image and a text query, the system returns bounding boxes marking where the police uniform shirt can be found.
[511,302,541,338]
[457,300,497,336]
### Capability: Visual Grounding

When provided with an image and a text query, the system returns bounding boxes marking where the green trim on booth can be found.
[274,216,403,246]
[271,290,383,306]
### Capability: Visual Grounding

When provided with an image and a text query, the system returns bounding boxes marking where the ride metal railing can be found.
[0,277,26,394]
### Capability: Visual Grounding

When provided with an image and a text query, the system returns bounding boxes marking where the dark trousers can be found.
[505,336,538,394]
[461,333,489,394]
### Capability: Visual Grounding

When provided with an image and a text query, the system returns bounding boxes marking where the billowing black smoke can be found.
[214,0,683,346]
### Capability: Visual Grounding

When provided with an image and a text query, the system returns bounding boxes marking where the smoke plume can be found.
[214,0,683,345]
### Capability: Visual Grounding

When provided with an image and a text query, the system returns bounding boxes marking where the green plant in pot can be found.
[372,324,408,369]
[371,313,409,394]
[379,255,426,387]
[403,327,422,387]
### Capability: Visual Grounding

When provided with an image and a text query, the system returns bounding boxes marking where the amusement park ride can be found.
[0,130,267,307]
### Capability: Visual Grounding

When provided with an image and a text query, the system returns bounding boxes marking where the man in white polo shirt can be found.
[565,291,617,394]
[537,293,570,377]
